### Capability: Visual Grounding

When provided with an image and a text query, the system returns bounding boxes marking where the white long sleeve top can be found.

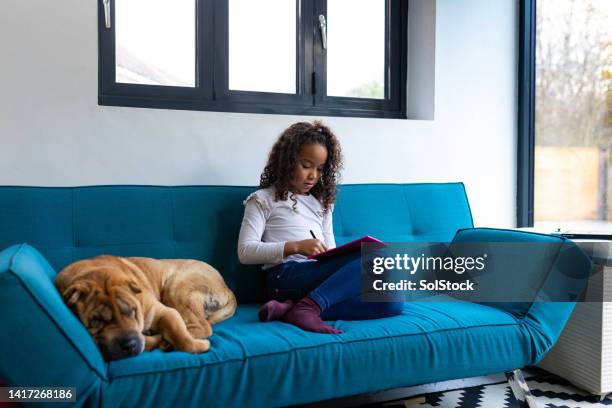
[237,187,336,270]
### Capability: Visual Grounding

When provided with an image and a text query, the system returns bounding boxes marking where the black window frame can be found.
[517,0,536,227]
[98,0,408,119]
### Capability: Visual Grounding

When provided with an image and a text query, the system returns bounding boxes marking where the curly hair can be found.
[259,120,343,213]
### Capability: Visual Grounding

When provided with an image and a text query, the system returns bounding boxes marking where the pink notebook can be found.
[308,235,385,261]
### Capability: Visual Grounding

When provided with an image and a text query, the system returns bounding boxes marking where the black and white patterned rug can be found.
[378,372,610,408]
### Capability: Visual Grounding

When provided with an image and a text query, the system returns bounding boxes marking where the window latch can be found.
[103,0,111,29]
[318,14,327,50]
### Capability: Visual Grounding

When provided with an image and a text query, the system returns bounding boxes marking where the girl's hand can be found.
[285,239,328,257]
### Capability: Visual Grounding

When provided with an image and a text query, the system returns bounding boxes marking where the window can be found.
[98,0,407,118]
[518,0,612,233]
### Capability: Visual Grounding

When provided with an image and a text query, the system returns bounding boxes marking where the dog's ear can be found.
[62,282,91,306]
[128,280,142,294]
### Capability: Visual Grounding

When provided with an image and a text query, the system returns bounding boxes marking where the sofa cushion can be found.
[333,183,473,243]
[102,302,529,407]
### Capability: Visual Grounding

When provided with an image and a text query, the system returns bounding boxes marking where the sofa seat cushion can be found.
[104,302,529,407]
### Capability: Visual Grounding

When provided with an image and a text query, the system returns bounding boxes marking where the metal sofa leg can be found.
[505,369,537,408]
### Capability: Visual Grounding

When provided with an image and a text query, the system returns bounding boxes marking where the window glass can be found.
[534,0,612,233]
[100,0,407,118]
[229,0,296,94]
[326,0,385,99]
[115,0,196,87]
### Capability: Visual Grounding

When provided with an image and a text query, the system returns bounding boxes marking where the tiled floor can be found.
[376,370,610,408]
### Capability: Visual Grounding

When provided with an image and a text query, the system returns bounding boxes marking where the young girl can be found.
[237,121,403,334]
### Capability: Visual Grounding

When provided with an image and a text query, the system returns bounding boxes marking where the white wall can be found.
[0,0,517,227]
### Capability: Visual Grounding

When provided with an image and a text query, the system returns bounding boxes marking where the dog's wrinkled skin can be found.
[55,256,237,361]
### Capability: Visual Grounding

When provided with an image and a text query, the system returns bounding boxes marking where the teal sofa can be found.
[0,183,588,407]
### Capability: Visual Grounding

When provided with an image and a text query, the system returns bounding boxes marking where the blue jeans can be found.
[266,251,404,321]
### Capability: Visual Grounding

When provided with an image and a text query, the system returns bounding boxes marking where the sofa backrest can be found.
[0,183,473,303]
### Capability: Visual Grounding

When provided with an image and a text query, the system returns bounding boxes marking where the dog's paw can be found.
[186,323,212,339]
[158,338,174,352]
[185,338,210,354]
[144,334,163,351]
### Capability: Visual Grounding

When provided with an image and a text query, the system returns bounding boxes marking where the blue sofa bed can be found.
[0,183,588,407]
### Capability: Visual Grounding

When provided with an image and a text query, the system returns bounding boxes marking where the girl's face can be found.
[291,142,328,195]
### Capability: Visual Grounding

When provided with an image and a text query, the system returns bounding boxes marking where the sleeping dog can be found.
[55,255,236,361]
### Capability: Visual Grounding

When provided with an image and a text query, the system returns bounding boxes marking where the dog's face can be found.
[60,259,146,361]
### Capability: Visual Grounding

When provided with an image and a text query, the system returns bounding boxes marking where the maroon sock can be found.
[258,299,295,322]
[281,296,343,334]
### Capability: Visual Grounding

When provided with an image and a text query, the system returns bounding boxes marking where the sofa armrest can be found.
[0,243,105,406]
[521,239,591,363]
[449,228,592,364]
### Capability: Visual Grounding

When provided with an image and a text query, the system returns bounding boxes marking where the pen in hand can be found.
[309,229,327,257]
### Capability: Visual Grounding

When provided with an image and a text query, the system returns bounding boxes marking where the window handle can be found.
[318,14,327,50]
[103,0,111,29]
